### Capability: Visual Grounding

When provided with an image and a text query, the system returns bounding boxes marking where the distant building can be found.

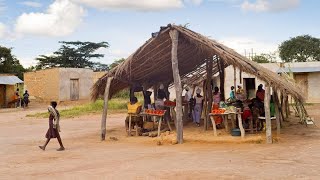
[0,74,23,108]
[218,62,320,103]
[24,68,105,102]
[277,62,320,103]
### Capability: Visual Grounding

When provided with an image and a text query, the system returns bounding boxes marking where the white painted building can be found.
[216,62,320,103]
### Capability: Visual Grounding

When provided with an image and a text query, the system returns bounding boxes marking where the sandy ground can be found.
[0,103,320,180]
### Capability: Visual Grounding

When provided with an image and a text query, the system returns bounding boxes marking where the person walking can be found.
[23,90,30,108]
[39,101,65,151]
[192,88,203,127]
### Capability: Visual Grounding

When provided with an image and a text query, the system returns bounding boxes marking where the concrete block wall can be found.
[93,72,106,83]
[307,72,320,103]
[59,68,94,101]
[24,68,60,101]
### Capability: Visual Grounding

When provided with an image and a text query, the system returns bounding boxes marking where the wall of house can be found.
[0,85,5,107]
[215,64,279,100]
[5,85,15,103]
[93,72,106,84]
[24,68,60,101]
[59,68,94,101]
[307,72,320,103]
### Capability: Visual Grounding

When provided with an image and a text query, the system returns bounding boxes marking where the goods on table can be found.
[164,100,176,106]
[211,108,226,114]
[225,106,236,113]
[145,109,166,116]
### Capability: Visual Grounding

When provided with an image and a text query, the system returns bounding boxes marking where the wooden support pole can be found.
[273,90,281,136]
[239,69,242,84]
[264,84,272,144]
[218,57,225,101]
[276,91,284,125]
[202,80,208,128]
[206,59,213,130]
[169,29,183,144]
[237,111,245,139]
[164,83,170,100]
[191,84,196,97]
[285,95,289,118]
[280,92,286,121]
[233,66,236,91]
[101,77,113,141]
[153,84,158,103]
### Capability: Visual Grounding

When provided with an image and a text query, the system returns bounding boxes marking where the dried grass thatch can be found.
[92,24,304,102]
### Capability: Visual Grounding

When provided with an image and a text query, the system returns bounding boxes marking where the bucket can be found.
[231,128,241,136]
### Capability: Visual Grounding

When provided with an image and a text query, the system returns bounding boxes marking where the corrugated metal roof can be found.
[0,76,23,85]
[277,67,320,73]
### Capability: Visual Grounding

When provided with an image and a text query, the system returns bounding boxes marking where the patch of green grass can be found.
[27,98,128,119]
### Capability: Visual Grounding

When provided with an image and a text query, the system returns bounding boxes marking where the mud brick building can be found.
[24,68,105,102]
[0,74,23,107]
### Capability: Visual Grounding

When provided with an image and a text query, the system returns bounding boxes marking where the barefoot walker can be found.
[39,101,65,151]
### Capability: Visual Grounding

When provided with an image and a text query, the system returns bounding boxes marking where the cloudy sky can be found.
[0,0,319,67]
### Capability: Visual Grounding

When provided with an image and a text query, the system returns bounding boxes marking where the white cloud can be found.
[20,1,42,8]
[71,0,184,11]
[18,56,37,68]
[219,37,278,57]
[0,22,7,38]
[241,0,300,12]
[15,0,86,37]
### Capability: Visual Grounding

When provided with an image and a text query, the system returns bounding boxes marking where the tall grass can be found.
[27,98,128,119]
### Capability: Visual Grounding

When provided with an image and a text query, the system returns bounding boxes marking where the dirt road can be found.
[0,104,319,179]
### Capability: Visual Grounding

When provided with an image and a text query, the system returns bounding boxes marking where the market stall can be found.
[92,24,306,144]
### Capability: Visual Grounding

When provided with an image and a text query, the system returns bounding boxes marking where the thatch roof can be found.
[92,24,304,101]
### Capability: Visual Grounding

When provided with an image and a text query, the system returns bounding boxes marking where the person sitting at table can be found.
[242,102,253,129]
[227,86,236,103]
[192,88,203,127]
[125,97,143,131]
[213,86,223,129]
[250,98,262,130]
[236,84,246,102]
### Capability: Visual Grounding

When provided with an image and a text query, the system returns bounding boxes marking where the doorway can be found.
[70,79,79,101]
[243,78,256,99]
[0,85,5,107]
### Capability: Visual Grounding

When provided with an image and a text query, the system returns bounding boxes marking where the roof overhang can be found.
[0,76,23,85]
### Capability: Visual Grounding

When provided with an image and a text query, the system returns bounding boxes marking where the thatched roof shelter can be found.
[93,24,305,144]
[92,24,303,101]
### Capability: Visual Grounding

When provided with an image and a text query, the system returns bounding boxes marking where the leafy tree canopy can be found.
[0,46,26,79]
[35,41,109,71]
[279,35,320,62]
[251,53,276,63]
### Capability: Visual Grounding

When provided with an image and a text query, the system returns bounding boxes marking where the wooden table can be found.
[208,110,245,138]
[164,105,176,130]
[139,112,169,137]
[127,113,140,136]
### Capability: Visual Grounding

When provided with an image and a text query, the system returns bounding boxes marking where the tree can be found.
[251,53,276,63]
[279,35,320,62]
[35,41,109,71]
[92,62,109,72]
[109,58,125,69]
[0,46,26,79]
